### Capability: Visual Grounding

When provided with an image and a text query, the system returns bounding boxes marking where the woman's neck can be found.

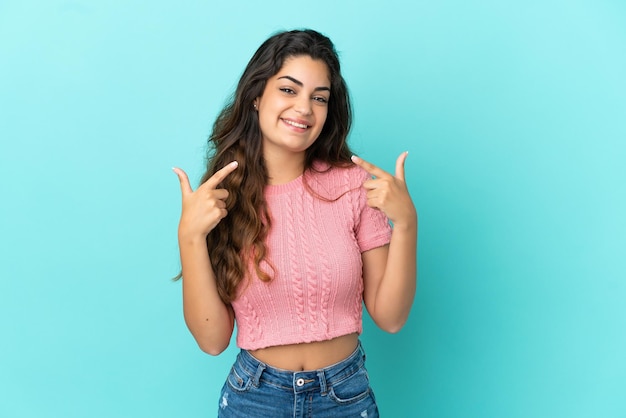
[264,151,306,185]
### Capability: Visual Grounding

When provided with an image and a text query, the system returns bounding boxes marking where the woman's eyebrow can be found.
[278,75,330,92]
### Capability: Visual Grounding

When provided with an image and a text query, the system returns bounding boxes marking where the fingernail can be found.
[231,161,239,167]
[351,155,360,162]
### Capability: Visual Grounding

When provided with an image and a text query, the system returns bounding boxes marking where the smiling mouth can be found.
[283,119,309,129]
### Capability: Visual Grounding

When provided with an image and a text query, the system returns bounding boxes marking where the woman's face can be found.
[255,55,330,160]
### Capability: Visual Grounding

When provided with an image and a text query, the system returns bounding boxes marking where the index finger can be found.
[204,161,239,189]
[351,155,389,179]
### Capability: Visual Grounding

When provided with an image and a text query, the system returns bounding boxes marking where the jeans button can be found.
[296,378,305,387]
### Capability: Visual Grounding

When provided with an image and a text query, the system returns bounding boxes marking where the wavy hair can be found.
[200,29,353,303]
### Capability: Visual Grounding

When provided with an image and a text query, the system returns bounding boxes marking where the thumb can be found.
[172,167,193,196]
[395,151,408,181]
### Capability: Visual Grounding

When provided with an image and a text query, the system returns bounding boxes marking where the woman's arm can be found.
[352,153,418,333]
[173,162,238,355]
[178,237,235,355]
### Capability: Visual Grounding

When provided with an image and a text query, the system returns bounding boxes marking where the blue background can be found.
[1,1,625,417]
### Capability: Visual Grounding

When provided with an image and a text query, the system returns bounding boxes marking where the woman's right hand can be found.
[172,161,239,242]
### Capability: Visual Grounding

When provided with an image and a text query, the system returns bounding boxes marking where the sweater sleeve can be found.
[354,168,392,252]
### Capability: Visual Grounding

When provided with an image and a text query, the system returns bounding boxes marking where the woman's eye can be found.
[280,88,296,94]
[313,96,328,104]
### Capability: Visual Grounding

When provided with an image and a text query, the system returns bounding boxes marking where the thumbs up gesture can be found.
[351,153,417,229]
[172,161,239,242]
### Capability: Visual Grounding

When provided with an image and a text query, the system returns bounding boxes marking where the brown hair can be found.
[199,29,353,303]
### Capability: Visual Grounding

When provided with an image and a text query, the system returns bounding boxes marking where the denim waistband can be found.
[233,342,366,395]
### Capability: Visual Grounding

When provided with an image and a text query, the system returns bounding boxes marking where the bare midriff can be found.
[247,333,359,371]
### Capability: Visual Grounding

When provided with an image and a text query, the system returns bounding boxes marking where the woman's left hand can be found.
[351,152,417,229]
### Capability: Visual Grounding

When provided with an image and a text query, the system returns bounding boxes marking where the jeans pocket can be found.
[226,366,253,393]
[328,368,372,405]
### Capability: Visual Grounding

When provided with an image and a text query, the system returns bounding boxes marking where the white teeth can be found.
[284,119,308,129]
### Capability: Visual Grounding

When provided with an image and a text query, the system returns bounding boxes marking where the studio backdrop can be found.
[1,0,625,417]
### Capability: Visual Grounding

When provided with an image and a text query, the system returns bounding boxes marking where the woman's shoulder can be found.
[310,160,369,182]
[307,160,369,199]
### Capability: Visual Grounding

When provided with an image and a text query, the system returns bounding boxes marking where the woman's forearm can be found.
[364,218,418,333]
[378,221,418,331]
[179,236,234,355]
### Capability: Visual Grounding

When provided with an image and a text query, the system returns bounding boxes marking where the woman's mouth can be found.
[282,119,310,129]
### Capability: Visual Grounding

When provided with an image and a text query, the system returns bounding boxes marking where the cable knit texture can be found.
[231,162,392,350]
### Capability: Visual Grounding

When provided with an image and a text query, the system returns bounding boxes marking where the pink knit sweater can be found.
[231,163,392,350]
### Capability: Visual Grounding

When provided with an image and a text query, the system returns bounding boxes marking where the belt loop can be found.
[317,370,328,395]
[253,362,266,387]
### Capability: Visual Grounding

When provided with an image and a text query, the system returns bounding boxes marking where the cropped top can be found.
[230,163,392,350]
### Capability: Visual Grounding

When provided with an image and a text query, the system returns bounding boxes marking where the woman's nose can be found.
[294,97,312,115]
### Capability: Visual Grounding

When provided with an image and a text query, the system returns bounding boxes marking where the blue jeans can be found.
[218,342,379,417]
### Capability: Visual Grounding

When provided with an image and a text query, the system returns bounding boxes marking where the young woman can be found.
[173,29,417,417]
